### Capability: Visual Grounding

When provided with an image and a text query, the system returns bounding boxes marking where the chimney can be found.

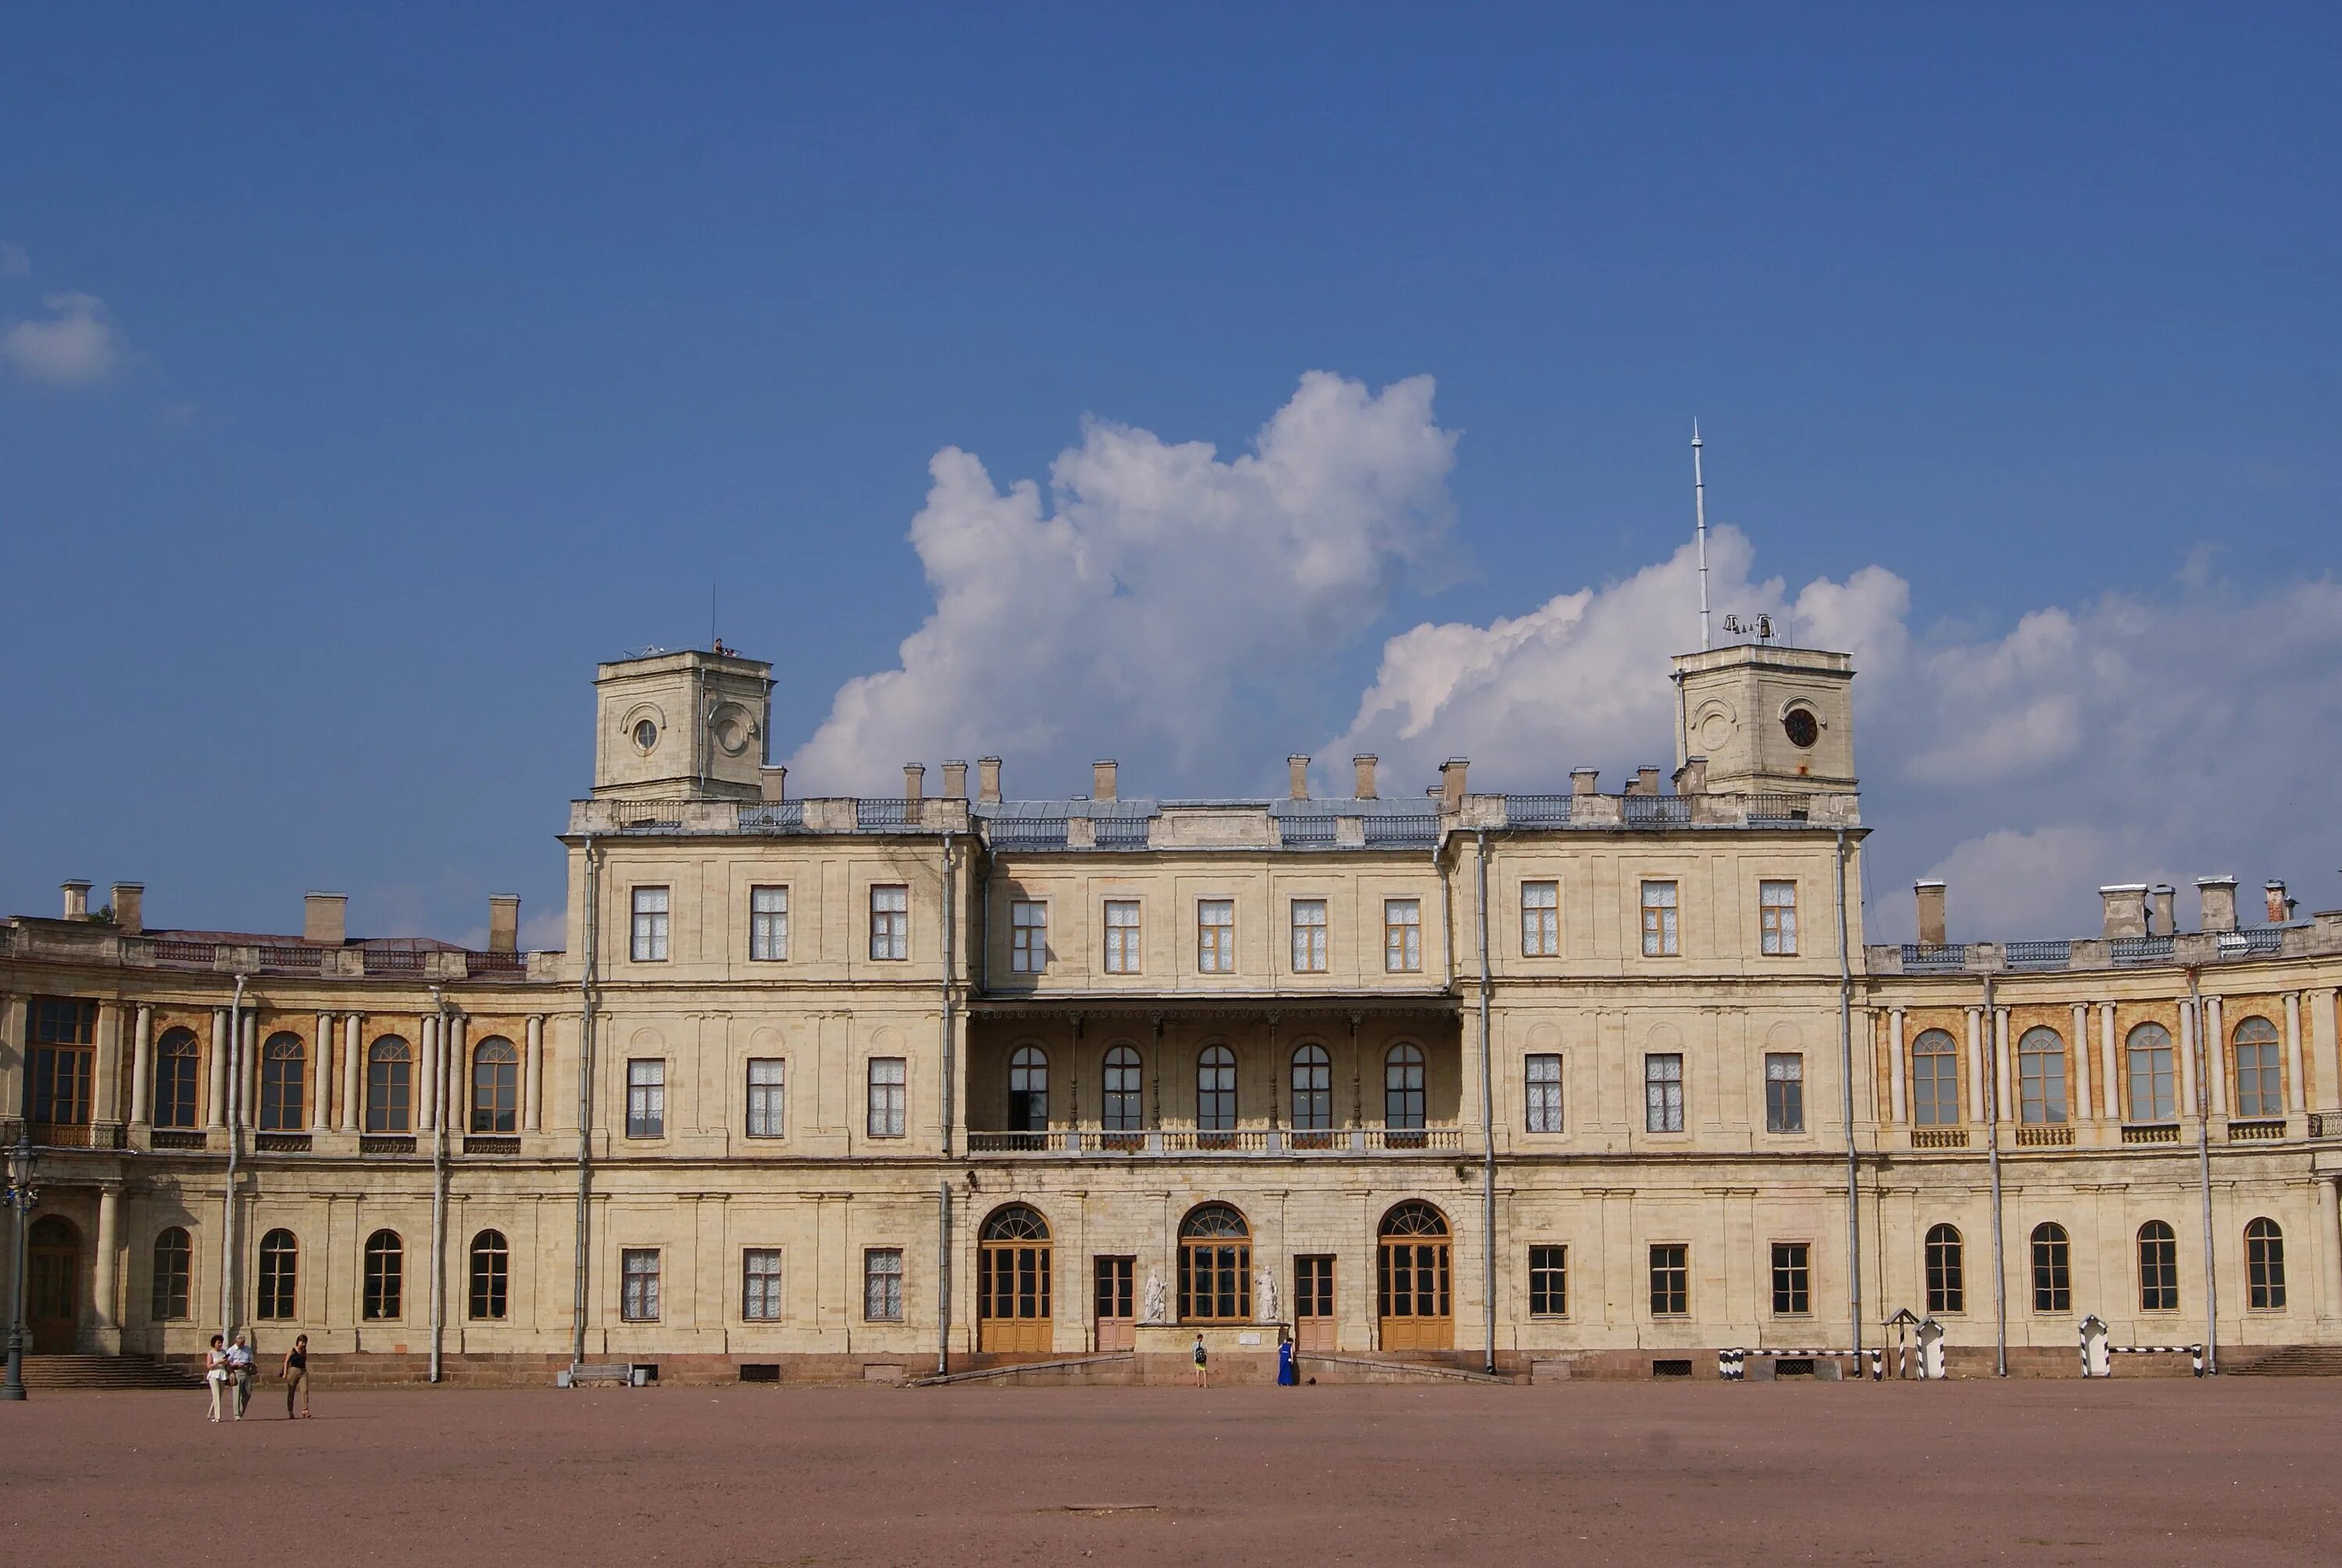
[2196,876,2238,935]
[304,891,348,947]
[60,879,91,920]
[1915,881,1947,948]
[759,765,788,802]
[2148,884,2176,937]
[1673,758,1708,795]
[488,894,521,954]
[2100,884,2148,940]
[941,760,969,800]
[1569,768,1600,796]
[2265,880,2291,923]
[110,881,144,935]
[1632,766,1661,796]
[903,763,925,802]
[1288,755,1311,800]
[1351,755,1378,799]
[977,756,1002,805]
[1439,758,1469,812]
[1092,759,1118,803]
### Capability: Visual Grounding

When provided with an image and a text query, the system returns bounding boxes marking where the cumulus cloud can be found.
[2,291,123,386]
[788,372,1459,794]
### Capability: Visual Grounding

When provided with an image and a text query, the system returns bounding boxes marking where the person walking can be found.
[204,1335,229,1423]
[226,1331,255,1419]
[282,1334,311,1419]
[1192,1332,1208,1388]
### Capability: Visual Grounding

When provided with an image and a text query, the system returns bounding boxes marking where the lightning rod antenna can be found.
[1692,420,1712,650]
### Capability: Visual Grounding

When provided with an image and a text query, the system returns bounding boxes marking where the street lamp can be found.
[2,1135,40,1402]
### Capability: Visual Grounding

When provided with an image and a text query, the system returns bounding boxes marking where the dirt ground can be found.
[6,1378,2337,1566]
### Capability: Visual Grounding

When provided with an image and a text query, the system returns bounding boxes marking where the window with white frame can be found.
[1385,898,1422,972]
[1525,1053,1564,1133]
[869,885,909,961]
[749,885,788,962]
[1640,880,1679,956]
[1644,1052,1684,1132]
[1759,880,1798,955]
[630,886,670,962]
[1290,899,1327,972]
[1522,880,1559,958]
[867,1056,906,1138]
[746,1058,785,1139]
[1104,900,1141,973]
[625,1059,665,1139]
[1198,899,1236,973]
[1764,1052,1805,1133]
[1009,899,1048,974]
[742,1249,783,1321]
[863,1247,904,1321]
[621,1248,660,1321]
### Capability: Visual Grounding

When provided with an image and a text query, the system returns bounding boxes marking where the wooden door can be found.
[1094,1256,1135,1352]
[1377,1205,1453,1352]
[28,1218,80,1354]
[977,1211,1053,1356]
[1294,1255,1336,1352]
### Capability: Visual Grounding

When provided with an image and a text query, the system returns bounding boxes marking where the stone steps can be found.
[22,1355,206,1390]
[2230,1346,2342,1377]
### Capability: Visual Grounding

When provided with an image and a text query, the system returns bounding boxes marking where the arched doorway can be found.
[28,1215,81,1353]
[1180,1204,1252,1322]
[977,1205,1053,1354]
[1377,1202,1452,1351]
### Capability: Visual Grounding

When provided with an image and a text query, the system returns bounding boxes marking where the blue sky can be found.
[3,5,2337,944]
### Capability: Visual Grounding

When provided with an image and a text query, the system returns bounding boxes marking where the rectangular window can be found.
[1104,900,1142,974]
[1290,899,1328,972]
[746,1058,786,1139]
[1644,1053,1685,1133]
[621,1248,660,1322]
[1765,1053,1806,1133]
[1649,1243,1689,1316]
[1009,900,1048,974]
[26,997,97,1125]
[869,885,909,961]
[863,1247,905,1321]
[867,1056,906,1138]
[1760,880,1799,956]
[1198,899,1236,973]
[625,1059,665,1140]
[742,1249,784,1321]
[1521,881,1559,958]
[1640,880,1679,957]
[629,886,670,962]
[749,885,789,962]
[1771,1242,1812,1315]
[2138,1228,2178,1312]
[1384,898,1422,972]
[1525,1053,1564,1134]
[1529,1245,1568,1317]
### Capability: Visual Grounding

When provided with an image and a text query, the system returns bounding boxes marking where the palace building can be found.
[4,638,2339,1383]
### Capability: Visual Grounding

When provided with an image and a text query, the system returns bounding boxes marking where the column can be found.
[1992,1008,2013,1124]
[208,1008,230,1130]
[94,1003,123,1123]
[1964,1007,1985,1124]
[1888,1008,1907,1125]
[418,1015,440,1133]
[240,1012,261,1124]
[2178,1000,2198,1121]
[2204,995,2227,1119]
[2284,993,2306,1116]
[340,1015,363,1133]
[2316,989,2341,1115]
[2098,1004,2119,1122]
[130,1004,155,1125]
[524,1015,545,1132]
[94,1185,122,1339]
[447,1014,468,1132]
[2319,1177,2342,1322]
[313,1012,335,1131]
[2071,1003,2093,1121]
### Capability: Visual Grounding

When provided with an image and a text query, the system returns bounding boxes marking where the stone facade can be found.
[4,641,2339,1382]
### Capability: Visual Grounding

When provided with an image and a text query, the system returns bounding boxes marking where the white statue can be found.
[1255,1267,1280,1324]
[1142,1269,1168,1324]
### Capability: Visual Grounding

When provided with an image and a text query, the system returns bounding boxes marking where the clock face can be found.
[1782,709,1819,749]
[633,719,659,752]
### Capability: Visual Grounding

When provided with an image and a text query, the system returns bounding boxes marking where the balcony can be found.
[2013,1125,2076,1147]
[2122,1123,2181,1145]
[2227,1119,2286,1143]
[0,1120,125,1150]
[966,1125,1466,1157]
[1910,1128,1969,1149]
[253,1132,311,1154]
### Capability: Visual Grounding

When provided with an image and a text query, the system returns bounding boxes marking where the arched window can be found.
[2125,1023,2176,1123]
[1178,1204,1251,1322]
[363,1229,404,1321]
[1290,1044,1332,1132]
[153,1028,201,1129]
[2245,1218,2287,1310]
[1377,1202,1452,1347]
[2029,1222,2070,1313]
[1924,1224,1964,1314]
[260,1033,306,1131]
[2231,1017,2283,1119]
[977,1206,1052,1347]
[1385,1044,1426,1130]
[470,1038,519,1133]
[1008,1046,1048,1132]
[1196,1045,1237,1131]
[2016,1027,2066,1125]
[257,1228,297,1321]
[2137,1221,2178,1311]
[1102,1045,1143,1132]
[366,1036,412,1133]
[151,1226,192,1321]
[1911,1029,1960,1126]
[981,1204,1051,1241]
[468,1229,509,1320]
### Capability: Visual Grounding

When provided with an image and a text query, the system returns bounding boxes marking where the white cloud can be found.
[788,372,1459,795]
[2,291,122,386]
[0,244,28,279]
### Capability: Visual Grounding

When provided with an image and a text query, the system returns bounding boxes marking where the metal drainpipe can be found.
[2190,969,2217,1373]
[218,972,247,1345]
[938,830,956,1377]
[1985,972,2006,1377]
[1835,829,1860,1356]
[428,987,448,1385]
[571,836,600,1375]
[1475,830,1496,1376]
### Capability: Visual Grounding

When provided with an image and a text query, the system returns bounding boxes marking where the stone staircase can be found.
[22,1355,206,1391]
[2229,1346,2342,1377]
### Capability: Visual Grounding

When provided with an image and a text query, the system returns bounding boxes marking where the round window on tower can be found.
[1781,708,1820,749]
[632,718,659,753]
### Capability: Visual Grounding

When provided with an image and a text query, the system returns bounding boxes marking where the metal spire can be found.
[1692,420,1711,650]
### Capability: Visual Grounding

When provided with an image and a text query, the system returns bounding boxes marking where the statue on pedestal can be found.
[1255,1267,1280,1324]
[1142,1268,1168,1325]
